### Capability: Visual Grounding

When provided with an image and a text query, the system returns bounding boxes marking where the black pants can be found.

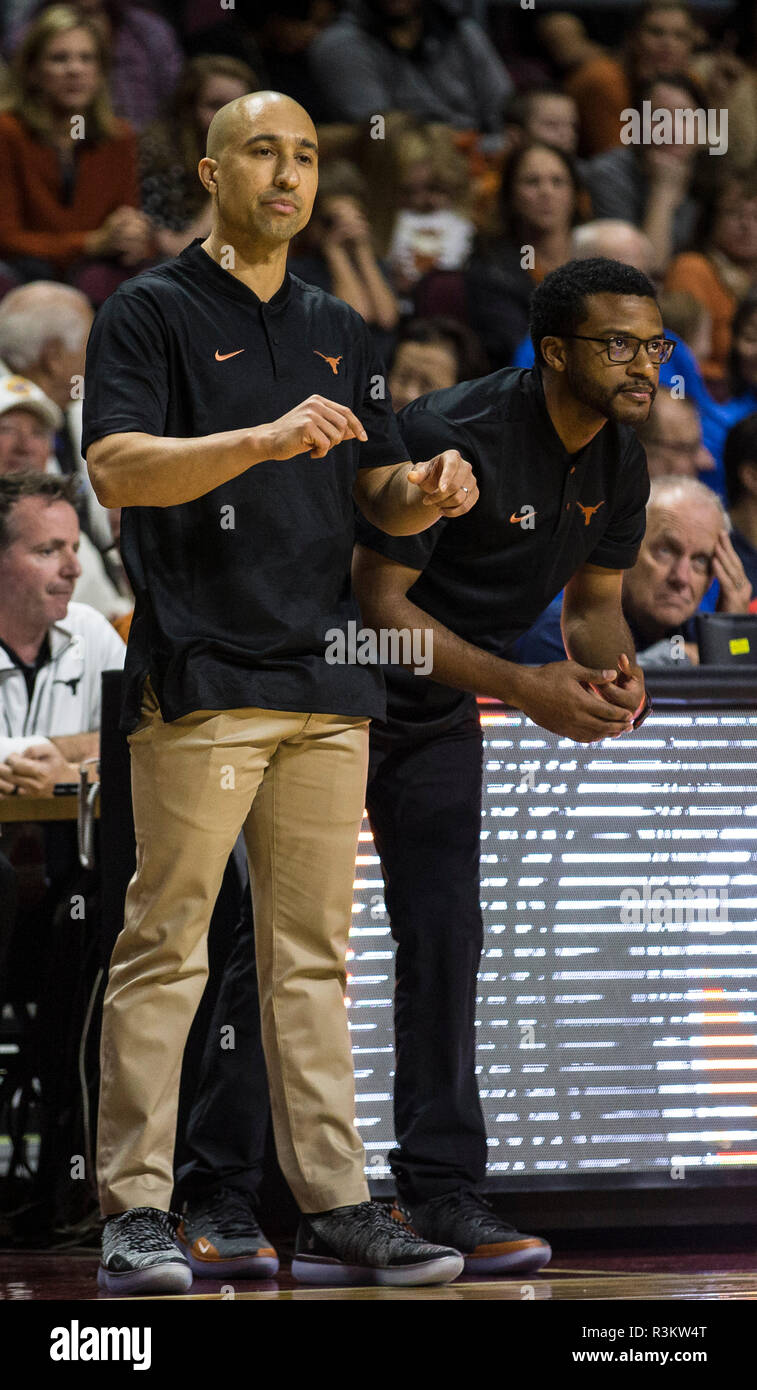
[367,709,486,1202]
[174,869,269,1204]
[176,709,487,1206]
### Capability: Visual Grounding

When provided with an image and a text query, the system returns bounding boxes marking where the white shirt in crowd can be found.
[0,601,126,739]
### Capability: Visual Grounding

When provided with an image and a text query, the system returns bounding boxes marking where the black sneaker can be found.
[292,1200,464,1287]
[396,1190,552,1275]
[176,1186,279,1279]
[98,1207,193,1295]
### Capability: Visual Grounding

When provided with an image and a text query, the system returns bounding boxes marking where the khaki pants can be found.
[97,678,371,1215]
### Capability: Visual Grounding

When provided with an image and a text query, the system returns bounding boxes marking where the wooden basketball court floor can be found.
[2,1250,757,1300]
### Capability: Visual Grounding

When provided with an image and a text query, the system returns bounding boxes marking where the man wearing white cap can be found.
[0,375,131,621]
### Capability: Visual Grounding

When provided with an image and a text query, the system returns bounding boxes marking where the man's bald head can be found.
[205,90,316,162]
[570,221,656,277]
[199,89,319,252]
[0,281,93,410]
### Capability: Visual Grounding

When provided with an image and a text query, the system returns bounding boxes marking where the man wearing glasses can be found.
[352,257,662,1273]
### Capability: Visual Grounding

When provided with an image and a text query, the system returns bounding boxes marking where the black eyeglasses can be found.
[563,334,676,365]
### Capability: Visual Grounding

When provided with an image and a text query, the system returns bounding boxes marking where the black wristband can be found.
[632,692,653,729]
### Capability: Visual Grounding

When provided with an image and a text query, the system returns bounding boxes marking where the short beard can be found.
[564,355,656,424]
[563,354,621,420]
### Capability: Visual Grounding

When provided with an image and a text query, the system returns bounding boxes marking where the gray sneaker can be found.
[98,1207,193,1295]
[177,1187,279,1278]
[397,1189,552,1275]
[292,1200,464,1287]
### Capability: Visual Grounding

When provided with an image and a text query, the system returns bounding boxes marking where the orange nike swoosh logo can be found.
[215,348,245,361]
[510,510,535,523]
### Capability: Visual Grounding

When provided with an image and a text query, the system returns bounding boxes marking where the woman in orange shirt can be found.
[665,172,757,392]
[0,4,152,304]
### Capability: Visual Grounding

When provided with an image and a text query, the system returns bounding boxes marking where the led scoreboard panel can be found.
[350,687,757,1190]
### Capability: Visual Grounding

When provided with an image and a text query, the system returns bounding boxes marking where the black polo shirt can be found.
[355,366,650,733]
[82,239,408,733]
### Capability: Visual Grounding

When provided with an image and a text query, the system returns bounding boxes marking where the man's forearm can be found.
[642,184,679,275]
[361,463,448,536]
[353,244,399,331]
[87,426,273,509]
[358,585,531,706]
[561,604,637,669]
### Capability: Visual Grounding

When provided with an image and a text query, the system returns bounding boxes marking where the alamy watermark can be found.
[620,101,727,155]
[620,880,728,925]
[324,621,433,676]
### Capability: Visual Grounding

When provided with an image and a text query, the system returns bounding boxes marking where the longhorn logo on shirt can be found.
[576,501,605,526]
[313,350,343,375]
[54,676,82,695]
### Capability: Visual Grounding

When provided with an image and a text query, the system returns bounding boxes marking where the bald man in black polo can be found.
[84,91,477,1294]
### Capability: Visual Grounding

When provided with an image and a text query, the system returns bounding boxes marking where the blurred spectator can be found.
[664,171,757,390]
[727,287,757,402]
[514,476,751,667]
[584,75,707,271]
[457,141,583,369]
[633,387,715,479]
[388,316,488,410]
[723,413,757,594]
[140,54,257,260]
[570,219,657,278]
[0,471,125,1003]
[4,0,185,131]
[308,0,512,132]
[0,375,132,620]
[179,0,263,76]
[691,40,757,176]
[385,124,474,297]
[0,5,153,304]
[624,0,700,86]
[0,281,114,549]
[0,472,126,786]
[536,13,631,158]
[492,140,584,284]
[656,288,712,362]
[503,86,580,158]
[288,158,399,348]
[700,288,757,453]
[0,373,63,452]
[537,3,701,160]
[249,1,336,123]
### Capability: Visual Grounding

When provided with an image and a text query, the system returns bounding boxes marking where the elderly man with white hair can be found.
[0,281,113,552]
[515,475,753,666]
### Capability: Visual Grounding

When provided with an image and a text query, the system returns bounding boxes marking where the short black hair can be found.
[723,413,757,508]
[529,257,659,366]
[0,472,78,553]
[634,71,707,112]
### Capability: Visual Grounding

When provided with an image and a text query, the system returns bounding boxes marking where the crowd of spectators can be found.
[1,0,757,874]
